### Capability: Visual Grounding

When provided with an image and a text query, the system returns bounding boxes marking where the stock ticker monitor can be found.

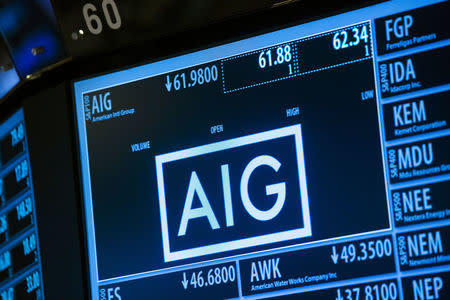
[0,90,85,298]
[0,111,44,299]
[73,0,450,299]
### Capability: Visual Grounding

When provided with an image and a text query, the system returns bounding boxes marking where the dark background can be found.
[84,52,389,279]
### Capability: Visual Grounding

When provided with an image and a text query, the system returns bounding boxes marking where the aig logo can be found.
[91,92,113,115]
[155,125,311,262]
[83,92,112,120]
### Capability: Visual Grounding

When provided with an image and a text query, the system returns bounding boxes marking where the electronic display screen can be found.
[0,110,44,299]
[73,1,450,299]
[0,0,66,77]
[0,37,20,100]
[0,83,88,300]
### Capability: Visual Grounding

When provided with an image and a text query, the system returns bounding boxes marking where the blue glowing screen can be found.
[0,35,19,99]
[73,1,450,299]
[0,0,65,77]
[0,110,45,299]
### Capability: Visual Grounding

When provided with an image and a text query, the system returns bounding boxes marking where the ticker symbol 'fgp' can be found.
[155,125,311,262]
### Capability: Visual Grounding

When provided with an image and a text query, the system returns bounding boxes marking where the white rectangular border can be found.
[155,124,311,262]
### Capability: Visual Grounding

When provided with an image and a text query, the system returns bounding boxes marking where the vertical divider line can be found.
[369,18,405,300]
[236,260,244,299]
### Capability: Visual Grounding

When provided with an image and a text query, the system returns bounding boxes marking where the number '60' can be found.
[82,0,122,35]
